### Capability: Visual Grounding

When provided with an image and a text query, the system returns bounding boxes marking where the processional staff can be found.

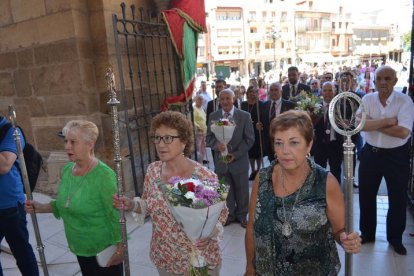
[8,106,49,276]
[255,95,264,168]
[328,92,366,276]
[105,68,131,276]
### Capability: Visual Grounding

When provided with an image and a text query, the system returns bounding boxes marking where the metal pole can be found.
[8,106,49,276]
[255,100,264,168]
[343,136,354,276]
[328,92,366,276]
[105,68,131,276]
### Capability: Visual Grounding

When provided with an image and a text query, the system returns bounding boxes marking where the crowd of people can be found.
[0,64,412,275]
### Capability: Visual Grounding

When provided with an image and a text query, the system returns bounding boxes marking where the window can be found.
[250,27,258,33]
[249,11,256,20]
[218,46,230,55]
[332,38,335,47]
[281,12,287,22]
[198,46,205,57]
[217,29,229,38]
[262,11,267,20]
[231,29,242,37]
[313,19,319,30]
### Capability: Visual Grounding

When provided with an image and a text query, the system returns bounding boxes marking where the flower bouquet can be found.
[210,118,236,162]
[160,177,228,276]
[290,90,323,117]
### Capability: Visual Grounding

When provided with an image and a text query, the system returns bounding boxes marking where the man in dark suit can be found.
[206,79,226,123]
[282,66,311,100]
[257,82,296,162]
[206,89,255,228]
[311,82,343,183]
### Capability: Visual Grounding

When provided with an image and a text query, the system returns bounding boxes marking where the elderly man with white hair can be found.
[206,89,255,228]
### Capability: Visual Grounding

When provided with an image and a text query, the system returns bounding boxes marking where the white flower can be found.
[184,191,195,200]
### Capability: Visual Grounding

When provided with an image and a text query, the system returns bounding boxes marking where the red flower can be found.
[182,182,195,192]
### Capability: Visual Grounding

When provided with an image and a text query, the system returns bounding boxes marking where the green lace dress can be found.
[253,159,340,276]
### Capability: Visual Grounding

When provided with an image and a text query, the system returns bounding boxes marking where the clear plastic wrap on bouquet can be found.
[160,177,228,275]
[210,119,236,157]
[169,202,225,270]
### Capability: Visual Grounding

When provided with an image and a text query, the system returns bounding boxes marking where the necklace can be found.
[65,158,95,208]
[280,166,309,238]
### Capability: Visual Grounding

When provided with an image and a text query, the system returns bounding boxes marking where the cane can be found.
[8,106,49,276]
[328,92,366,276]
[255,99,264,168]
[105,68,131,276]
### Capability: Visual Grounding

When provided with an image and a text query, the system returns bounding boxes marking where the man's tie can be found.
[270,101,276,120]
[224,112,230,119]
[291,85,296,97]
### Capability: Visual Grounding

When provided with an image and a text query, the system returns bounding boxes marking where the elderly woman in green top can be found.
[25,120,123,276]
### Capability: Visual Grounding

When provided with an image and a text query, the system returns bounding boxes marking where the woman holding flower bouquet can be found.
[113,111,228,276]
[245,110,361,276]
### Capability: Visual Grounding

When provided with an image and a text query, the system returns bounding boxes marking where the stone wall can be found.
[0,0,152,195]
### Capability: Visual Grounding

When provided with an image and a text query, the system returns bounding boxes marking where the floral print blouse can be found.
[137,161,228,274]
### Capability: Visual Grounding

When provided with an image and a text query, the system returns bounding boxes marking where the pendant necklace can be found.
[65,158,95,208]
[280,166,308,238]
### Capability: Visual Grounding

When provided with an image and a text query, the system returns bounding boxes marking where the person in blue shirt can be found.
[0,116,39,276]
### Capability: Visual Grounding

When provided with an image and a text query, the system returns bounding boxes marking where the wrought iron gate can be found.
[112,3,192,196]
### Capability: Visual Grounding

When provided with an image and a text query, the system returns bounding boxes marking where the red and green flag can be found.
[161,0,206,110]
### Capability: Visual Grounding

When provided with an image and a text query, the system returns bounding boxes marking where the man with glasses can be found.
[206,89,254,228]
[310,79,321,96]
[322,72,334,84]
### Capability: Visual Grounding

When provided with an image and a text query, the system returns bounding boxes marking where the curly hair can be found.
[150,111,194,156]
[269,110,314,146]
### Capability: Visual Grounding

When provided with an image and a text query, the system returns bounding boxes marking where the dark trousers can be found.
[313,140,343,183]
[77,255,123,276]
[358,142,410,244]
[0,203,39,276]
[219,169,249,222]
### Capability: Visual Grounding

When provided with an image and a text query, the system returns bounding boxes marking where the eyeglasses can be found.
[311,82,318,85]
[151,135,180,144]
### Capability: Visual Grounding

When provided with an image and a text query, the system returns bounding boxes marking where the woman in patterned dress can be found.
[245,110,361,276]
[113,111,228,276]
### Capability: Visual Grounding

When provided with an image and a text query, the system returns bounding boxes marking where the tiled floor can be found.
[2,158,414,275]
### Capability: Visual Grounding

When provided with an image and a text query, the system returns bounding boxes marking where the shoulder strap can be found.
[0,123,13,145]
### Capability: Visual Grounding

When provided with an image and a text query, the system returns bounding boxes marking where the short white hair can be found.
[219,88,235,98]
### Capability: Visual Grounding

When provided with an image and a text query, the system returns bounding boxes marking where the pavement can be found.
[2,157,414,275]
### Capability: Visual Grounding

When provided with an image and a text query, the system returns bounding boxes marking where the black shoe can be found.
[202,160,209,164]
[390,242,407,255]
[239,219,248,228]
[360,235,375,244]
[224,219,234,226]
[353,181,359,188]
[249,171,257,181]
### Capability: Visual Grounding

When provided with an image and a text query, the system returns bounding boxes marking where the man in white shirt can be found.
[358,66,414,255]
[197,81,211,111]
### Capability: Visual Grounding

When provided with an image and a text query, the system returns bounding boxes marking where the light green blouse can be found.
[51,161,122,257]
